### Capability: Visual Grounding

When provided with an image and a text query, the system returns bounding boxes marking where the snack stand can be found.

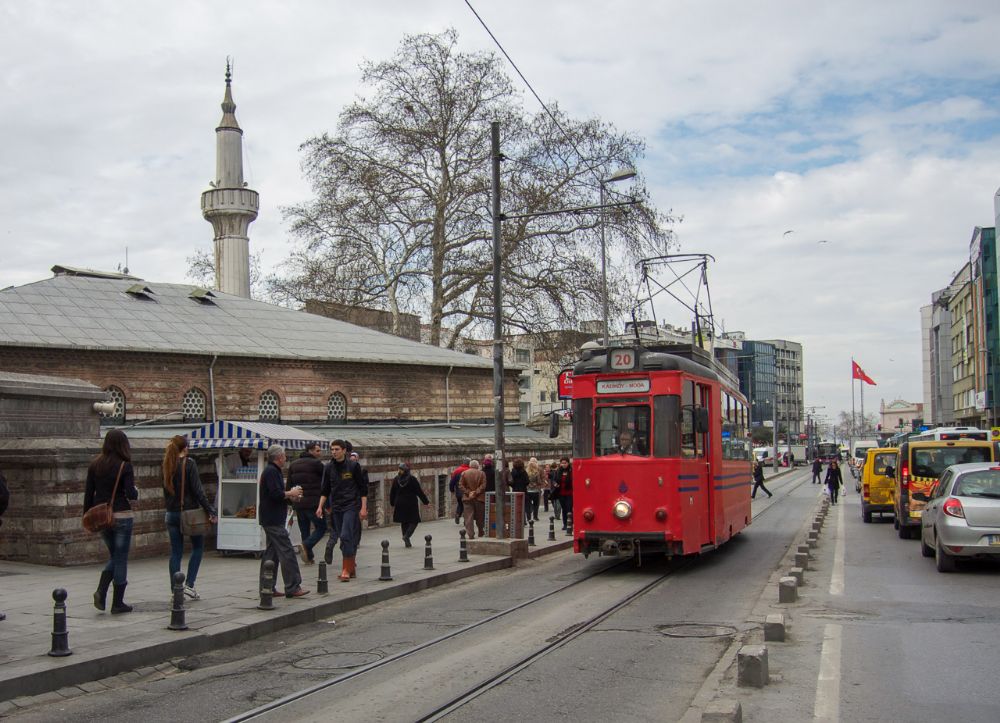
[186,420,327,554]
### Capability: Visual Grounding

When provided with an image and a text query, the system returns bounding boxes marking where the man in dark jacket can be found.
[259,444,309,598]
[318,439,368,581]
[811,457,823,484]
[287,442,326,565]
[449,457,470,524]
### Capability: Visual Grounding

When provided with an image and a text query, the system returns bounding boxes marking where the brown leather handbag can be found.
[82,462,125,533]
[179,458,213,536]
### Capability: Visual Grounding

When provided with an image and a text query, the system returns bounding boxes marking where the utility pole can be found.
[490,121,506,539]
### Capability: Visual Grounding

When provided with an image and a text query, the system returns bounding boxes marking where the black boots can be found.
[110,582,133,614]
[93,570,113,611]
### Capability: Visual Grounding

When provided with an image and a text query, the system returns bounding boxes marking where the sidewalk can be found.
[0,514,572,703]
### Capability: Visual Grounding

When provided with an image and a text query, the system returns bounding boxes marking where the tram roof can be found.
[572,343,725,384]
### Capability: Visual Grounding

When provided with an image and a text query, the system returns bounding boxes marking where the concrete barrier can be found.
[778,576,798,603]
[794,552,809,570]
[702,698,743,722]
[788,566,804,585]
[763,613,786,642]
[737,645,769,687]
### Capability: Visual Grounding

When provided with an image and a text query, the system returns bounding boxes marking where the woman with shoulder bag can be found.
[84,429,139,614]
[163,436,217,600]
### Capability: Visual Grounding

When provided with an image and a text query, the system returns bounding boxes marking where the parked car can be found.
[919,462,1000,572]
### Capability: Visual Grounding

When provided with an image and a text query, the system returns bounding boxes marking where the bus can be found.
[815,442,840,463]
[910,427,989,442]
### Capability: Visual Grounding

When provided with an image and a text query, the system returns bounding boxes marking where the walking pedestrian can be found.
[459,459,487,538]
[554,457,573,529]
[259,444,309,598]
[483,454,496,494]
[348,447,369,550]
[548,461,562,522]
[449,457,471,524]
[318,440,368,581]
[509,458,530,525]
[542,461,553,513]
[526,457,545,522]
[287,442,326,565]
[84,429,139,613]
[811,457,823,484]
[162,436,217,600]
[826,459,844,505]
[390,463,430,547]
[751,460,773,499]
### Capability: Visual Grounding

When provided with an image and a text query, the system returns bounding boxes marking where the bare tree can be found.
[278,29,674,346]
[185,249,266,299]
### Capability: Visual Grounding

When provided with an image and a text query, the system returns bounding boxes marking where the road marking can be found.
[829,498,845,595]
[813,623,842,722]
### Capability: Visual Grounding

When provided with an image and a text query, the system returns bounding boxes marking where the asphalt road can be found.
[6,469,821,723]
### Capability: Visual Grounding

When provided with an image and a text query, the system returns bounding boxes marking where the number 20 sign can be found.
[610,349,636,370]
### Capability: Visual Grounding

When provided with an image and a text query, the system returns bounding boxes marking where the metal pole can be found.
[600,181,609,348]
[490,121,506,539]
[772,387,779,474]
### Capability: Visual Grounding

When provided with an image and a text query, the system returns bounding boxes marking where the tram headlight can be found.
[612,500,632,520]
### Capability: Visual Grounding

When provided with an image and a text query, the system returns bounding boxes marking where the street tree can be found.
[276,28,672,346]
[186,249,265,299]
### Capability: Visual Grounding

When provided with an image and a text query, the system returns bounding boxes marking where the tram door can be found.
[698,383,713,547]
[679,379,709,552]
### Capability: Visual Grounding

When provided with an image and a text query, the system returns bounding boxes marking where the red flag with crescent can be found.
[852,360,876,386]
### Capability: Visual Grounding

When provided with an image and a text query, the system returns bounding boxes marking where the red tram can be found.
[567,343,753,559]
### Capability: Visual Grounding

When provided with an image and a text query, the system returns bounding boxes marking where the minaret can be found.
[201,61,258,298]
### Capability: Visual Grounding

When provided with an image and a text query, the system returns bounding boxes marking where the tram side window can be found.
[721,392,732,459]
[572,398,593,459]
[595,405,651,456]
[654,395,681,457]
[681,380,698,458]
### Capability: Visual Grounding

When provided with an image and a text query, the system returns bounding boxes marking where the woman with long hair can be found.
[83,429,139,614]
[162,436,217,599]
[525,457,545,523]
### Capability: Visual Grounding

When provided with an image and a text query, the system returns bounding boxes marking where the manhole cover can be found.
[657,623,738,638]
[292,651,383,670]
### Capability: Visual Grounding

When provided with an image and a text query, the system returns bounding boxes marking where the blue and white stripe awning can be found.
[186,420,327,451]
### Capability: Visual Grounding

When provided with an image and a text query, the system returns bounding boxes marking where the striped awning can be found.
[186,420,327,451]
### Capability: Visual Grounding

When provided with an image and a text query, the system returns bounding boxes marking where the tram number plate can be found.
[610,349,636,370]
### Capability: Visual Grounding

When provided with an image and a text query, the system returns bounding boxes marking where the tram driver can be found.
[617,428,647,456]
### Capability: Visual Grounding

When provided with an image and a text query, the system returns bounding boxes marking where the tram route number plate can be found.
[609,349,636,370]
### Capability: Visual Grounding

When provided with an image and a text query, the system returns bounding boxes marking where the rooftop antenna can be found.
[123,247,129,275]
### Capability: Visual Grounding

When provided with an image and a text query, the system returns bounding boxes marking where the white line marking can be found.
[829,497,845,595]
[813,623,842,722]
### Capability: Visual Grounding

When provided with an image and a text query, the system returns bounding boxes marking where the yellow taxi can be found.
[860,447,897,523]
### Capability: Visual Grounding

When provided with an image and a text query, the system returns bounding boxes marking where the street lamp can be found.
[600,167,637,347]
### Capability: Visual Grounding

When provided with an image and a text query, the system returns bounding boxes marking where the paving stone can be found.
[55,685,85,699]
[78,680,110,693]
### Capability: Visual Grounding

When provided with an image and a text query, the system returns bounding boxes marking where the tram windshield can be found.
[595,405,651,456]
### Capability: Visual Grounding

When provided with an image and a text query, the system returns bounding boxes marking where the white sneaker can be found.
[183,586,200,600]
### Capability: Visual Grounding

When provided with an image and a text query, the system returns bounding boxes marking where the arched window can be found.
[181,387,207,422]
[327,392,347,422]
[102,386,126,425]
[259,390,280,422]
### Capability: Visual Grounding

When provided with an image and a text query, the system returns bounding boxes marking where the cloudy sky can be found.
[2,0,998,428]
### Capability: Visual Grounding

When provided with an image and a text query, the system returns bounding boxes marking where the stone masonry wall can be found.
[0,348,519,424]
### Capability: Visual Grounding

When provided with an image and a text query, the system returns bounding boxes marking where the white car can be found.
[920,462,1000,572]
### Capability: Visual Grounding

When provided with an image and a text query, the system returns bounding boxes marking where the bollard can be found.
[528,519,536,547]
[763,614,786,642]
[459,529,470,562]
[788,566,804,585]
[258,560,275,611]
[794,552,809,570]
[424,534,434,570]
[379,540,393,581]
[737,644,769,687]
[548,516,556,542]
[168,571,188,631]
[317,561,329,595]
[48,588,72,657]
[564,511,573,537]
[796,544,810,558]
[807,534,818,549]
[778,576,798,603]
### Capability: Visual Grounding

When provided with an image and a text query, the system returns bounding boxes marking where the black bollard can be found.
[548,516,556,542]
[258,560,275,610]
[459,529,470,562]
[168,571,188,631]
[528,519,536,547]
[565,511,573,537]
[48,588,72,657]
[424,534,434,570]
[379,540,393,581]
[317,561,329,595]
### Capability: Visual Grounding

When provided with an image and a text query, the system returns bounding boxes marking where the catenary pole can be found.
[490,121,506,539]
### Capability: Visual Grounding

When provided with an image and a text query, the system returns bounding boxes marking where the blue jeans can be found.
[295,508,327,561]
[165,511,205,588]
[100,517,133,587]
[327,509,360,558]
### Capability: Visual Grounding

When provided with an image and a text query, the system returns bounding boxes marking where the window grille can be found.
[327,392,347,422]
[259,390,280,422]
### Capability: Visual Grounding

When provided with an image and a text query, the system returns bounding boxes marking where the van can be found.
[860,447,897,523]
[891,439,999,539]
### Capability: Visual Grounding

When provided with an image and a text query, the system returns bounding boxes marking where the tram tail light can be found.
[655,507,667,522]
[582,508,595,522]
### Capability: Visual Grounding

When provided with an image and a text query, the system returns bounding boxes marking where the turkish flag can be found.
[852,360,876,386]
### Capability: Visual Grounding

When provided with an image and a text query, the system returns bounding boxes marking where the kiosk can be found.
[186,421,327,554]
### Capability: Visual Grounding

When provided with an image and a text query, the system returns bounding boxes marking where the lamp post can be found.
[600,168,637,347]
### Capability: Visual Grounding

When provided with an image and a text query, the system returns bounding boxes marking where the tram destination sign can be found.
[597,378,651,394]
